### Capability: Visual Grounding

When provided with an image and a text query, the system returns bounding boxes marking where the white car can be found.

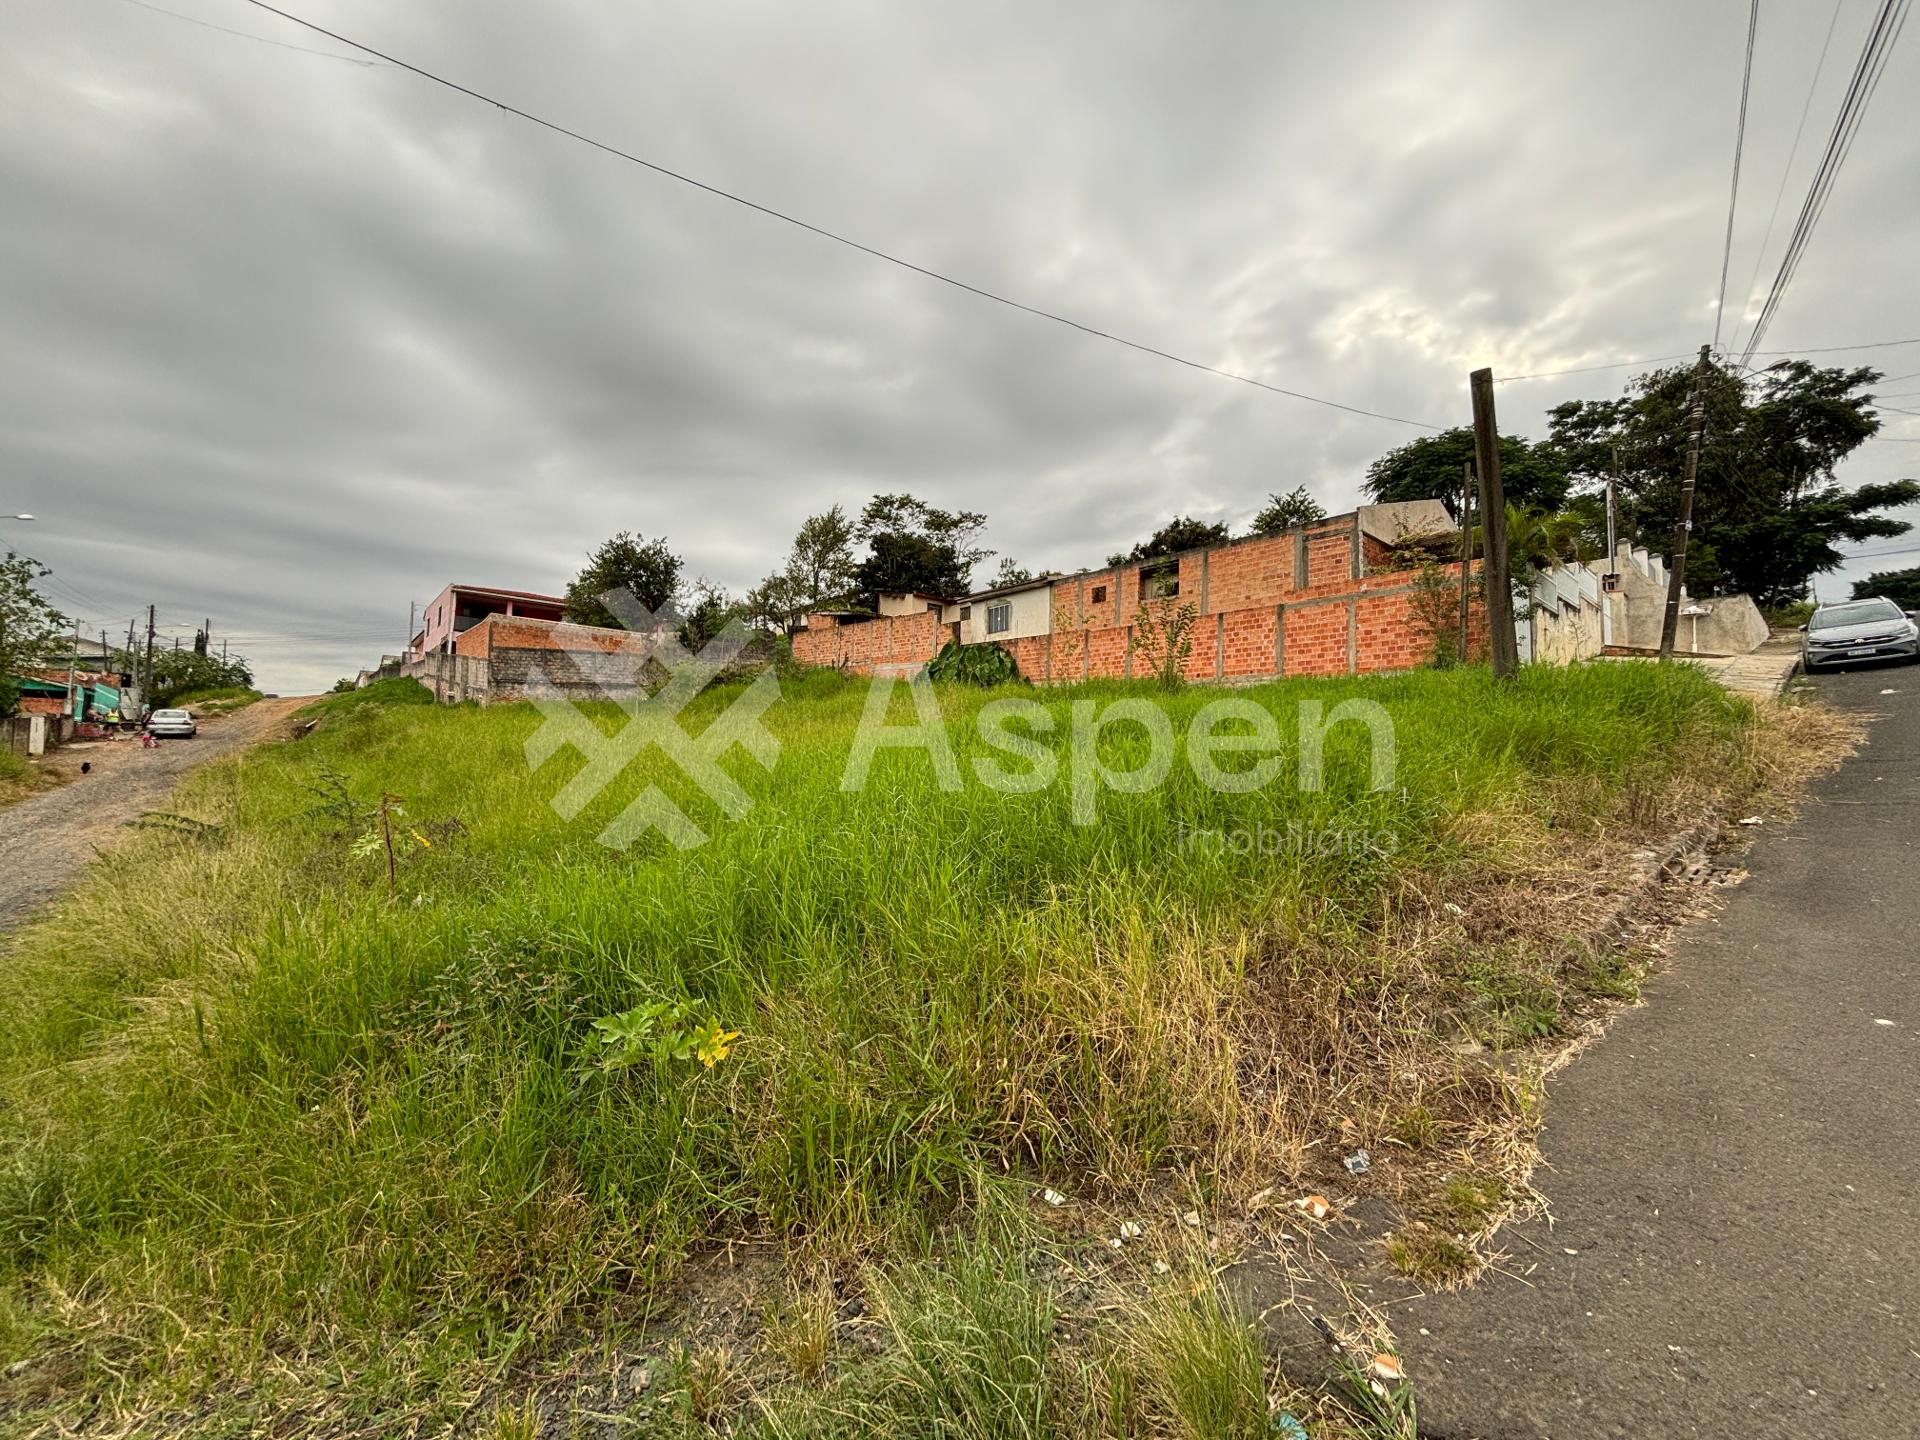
[145,708,198,738]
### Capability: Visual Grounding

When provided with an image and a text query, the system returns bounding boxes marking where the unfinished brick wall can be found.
[790,513,1484,685]
[791,610,949,675]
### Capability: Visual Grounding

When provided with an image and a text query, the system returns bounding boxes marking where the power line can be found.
[1735,0,1845,334]
[114,0,386,65]
[239,2,1443,431]
[1493,352,1700,383]
[1713,0,1762,351]
[1752,335,1920,355]
[1739,0,1910,364]
[1494,337,1920,387]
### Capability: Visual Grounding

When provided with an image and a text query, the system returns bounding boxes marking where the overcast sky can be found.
[4,0,1917,692]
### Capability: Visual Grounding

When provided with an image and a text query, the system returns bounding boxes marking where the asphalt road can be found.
[0,698,306,933]
[1401,661,1920,1439]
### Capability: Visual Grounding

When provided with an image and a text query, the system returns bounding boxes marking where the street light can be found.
[4,514,32,521]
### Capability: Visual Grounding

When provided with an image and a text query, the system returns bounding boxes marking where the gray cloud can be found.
[3,0,1916,689]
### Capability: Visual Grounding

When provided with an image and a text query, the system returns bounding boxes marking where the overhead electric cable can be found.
[238,2,1442,429]
[1713,0,1762,350]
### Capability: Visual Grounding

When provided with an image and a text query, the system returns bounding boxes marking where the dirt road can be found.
[0,698,308,933]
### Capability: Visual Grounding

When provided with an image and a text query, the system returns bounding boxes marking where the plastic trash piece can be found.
[1040,1188,1067,1207]
[1344,1148,1372,1176]
[1182,1210,1202,1228]
[1293,1194,1331,1219]
[1272,1414,1310,1440]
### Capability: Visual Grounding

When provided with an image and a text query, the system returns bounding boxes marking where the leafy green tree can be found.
[1502,505,1597,577]
[1364,427,1570,520]
[989,557,1035,588]
[565,532,684,627]
[853,493,992,601]
[676,578,747,652]
[1547,358,1917,607]
[0,551,65,715]
[1108,516,1230,567]
[1248,485,1327,536]
[749,505,862,632]
[109,646,254,706]
[1854,567,1920,611]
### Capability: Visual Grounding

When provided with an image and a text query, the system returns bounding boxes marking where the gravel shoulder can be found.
[1398,663,1920,1438]
[0,698,309,933]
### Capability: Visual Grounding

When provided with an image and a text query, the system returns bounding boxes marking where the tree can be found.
[1364,427,1570,519]
[565,532,684,628]
[990,557,1035,588]
[677,578,747,652]
[1108,516,1230,567]
[1502,505,1596,577]
[1853,567,1920,611]
[1249,485,1327,536]
[1547,358,1917,608]
[748,505,861,632]
[853,493,993,601]
[0,551,65,715]
[787,505,860,611]
[109,645,254,707]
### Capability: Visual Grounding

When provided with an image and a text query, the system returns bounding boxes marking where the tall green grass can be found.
[0,661,1755,1415]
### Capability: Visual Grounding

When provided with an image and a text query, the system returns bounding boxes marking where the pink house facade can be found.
[412,583,567,657]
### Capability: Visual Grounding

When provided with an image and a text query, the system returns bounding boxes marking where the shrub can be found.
[926,637,1024,686]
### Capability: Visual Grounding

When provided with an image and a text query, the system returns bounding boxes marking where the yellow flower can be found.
[696,1027,741,1068]
[411,829,432,849]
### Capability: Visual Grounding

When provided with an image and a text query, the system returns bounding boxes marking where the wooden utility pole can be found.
[1469,368,1519,678]
[1458,461,1475,662]
[1605,444,1620,568]
[1658,345,1714,659]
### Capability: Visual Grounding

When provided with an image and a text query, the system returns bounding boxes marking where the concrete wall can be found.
[1589,543,1767,655]
[1526,563,1606,666]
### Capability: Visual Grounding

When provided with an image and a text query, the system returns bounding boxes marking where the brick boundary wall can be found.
[794,515,1484,684]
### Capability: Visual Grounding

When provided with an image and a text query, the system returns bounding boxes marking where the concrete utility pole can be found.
[143,605,156,718]
[1659,345,1714,659]
[64,616,80,720]
[407,600,417,661]
[1469,368,1520,678]
[1458,461,1475,662]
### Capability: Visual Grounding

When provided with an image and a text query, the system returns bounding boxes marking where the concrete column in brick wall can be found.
[1199,549,1210,613]
[1124,625,1134,679]
[1347,598,1358,673]
[1274,603,1286,675]
[1214,611,1224,679]
[1294,532,1308,589]
[1044,632,1054,682]
[1351,512,1364,580]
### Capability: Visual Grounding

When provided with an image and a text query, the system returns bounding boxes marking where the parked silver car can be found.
[1801,597,1920,670]
[144,707,198,738]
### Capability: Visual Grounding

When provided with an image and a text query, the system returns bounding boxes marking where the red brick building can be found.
[793,500,1478,683]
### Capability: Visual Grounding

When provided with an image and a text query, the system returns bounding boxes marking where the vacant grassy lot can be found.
[0,662,1774,1433]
